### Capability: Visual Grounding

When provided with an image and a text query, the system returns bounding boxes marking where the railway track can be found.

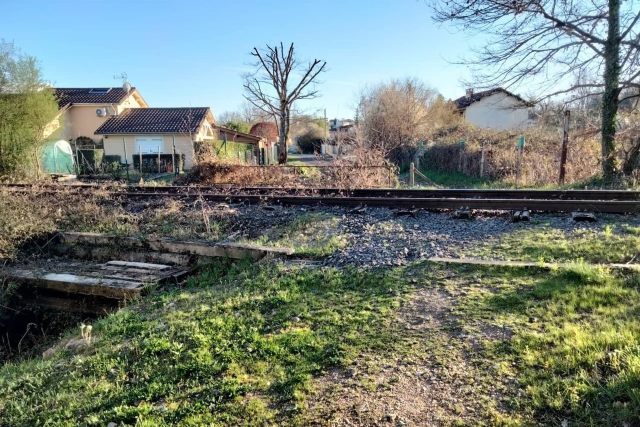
[3,183,640,213]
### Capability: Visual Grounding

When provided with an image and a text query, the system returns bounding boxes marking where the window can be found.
[135,137,163,154]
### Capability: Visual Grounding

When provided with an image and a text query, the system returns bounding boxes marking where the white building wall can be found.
[463,92,531,130]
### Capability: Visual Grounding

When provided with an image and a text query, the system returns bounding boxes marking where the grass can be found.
[246,212,348,257]
[440,263,640,425]
[415,167,501,188]
[0,259,411,426]
[286,160,322,180]
[468,222,640,264]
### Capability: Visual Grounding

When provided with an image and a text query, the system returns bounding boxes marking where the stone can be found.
[64,338,89,352]
[42,347,57,360]
[572,211,597,222]
[453,207,472,219]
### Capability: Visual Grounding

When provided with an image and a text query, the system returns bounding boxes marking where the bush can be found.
[297,130,323,154]
[420,123,600,186]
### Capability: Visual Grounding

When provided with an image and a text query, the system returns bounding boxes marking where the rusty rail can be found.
[5,184,639,213]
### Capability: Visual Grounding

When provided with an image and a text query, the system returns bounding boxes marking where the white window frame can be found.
[135,137,163,154]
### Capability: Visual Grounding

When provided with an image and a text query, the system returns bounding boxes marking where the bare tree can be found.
[357,78,441,164]
[243,42,326,163]
[431,0,640,182]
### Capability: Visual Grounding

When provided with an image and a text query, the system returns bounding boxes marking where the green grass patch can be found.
[286,161,321,179]
[248,212,348,257]
[0,259,410,426]
[469,224,640,264]
[416,167,498,188]
[441,263,640,425]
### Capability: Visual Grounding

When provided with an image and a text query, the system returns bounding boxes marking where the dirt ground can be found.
[302,272,512,426]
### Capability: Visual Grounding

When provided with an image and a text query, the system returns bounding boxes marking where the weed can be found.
[468,225,640,264]
[244,212,348,257]
[0,259,411,425]
[444,264,640,425]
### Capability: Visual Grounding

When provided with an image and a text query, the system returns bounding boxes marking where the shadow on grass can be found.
[466,263,640,425]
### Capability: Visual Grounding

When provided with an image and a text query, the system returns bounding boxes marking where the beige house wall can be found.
[56,92,146,142]
[103,134,198,170]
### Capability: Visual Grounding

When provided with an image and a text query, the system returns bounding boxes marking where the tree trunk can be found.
[601,0,621,182]
[623,138,640,176]
[278,105,287,164]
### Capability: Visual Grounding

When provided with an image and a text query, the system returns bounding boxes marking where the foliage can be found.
[358,78,431,163]
[212,140,254,162]
[250,121,278,142]
[296,127,323,154]
[0,260,410,425]
[0,41,59,178]
[221,120,251,134]
[420,121,601,186]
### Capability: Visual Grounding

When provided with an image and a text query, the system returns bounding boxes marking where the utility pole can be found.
[324,108,328,142]
[559,110,570,186]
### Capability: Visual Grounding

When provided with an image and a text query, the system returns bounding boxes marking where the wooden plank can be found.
[106,260,171,270]
[5,269,144,299]
[61,232,294,260]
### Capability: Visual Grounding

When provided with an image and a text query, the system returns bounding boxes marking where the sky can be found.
[2,0,482,119]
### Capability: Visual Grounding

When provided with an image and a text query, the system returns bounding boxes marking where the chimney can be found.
[466,88,474,99]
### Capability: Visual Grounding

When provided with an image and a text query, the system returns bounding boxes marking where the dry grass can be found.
[180,158,395,188]
[0,187,229,261]
[422,123,600,186]
[0,187,134,260]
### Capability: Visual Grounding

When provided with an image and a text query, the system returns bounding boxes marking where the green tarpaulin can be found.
[41,140,75,174]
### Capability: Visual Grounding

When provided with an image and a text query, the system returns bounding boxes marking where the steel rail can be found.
[2,183,640,201]
[9,188,637,213]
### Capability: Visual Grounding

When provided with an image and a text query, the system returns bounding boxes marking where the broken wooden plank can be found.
[2,258,190,300]
[5,269,144,299]
[60,232,293,261]
[106,260,171,270]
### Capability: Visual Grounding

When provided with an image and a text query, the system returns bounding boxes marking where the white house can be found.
[454,88,533,130]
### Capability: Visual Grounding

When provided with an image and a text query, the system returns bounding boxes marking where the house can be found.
[95,107,216,170]
[454,88,533,130]
[54,86,148,142]
[329,118,355,132]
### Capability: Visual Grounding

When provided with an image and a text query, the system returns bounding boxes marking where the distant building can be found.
[454,88,533,130]
[329,118,355,132]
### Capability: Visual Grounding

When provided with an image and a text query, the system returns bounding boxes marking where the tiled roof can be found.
[217,126,262,142]
[95,108,210,135]
[54,87,134,109]
[454,88,532,110]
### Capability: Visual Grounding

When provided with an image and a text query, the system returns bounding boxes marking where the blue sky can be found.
[2,0,480,119]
